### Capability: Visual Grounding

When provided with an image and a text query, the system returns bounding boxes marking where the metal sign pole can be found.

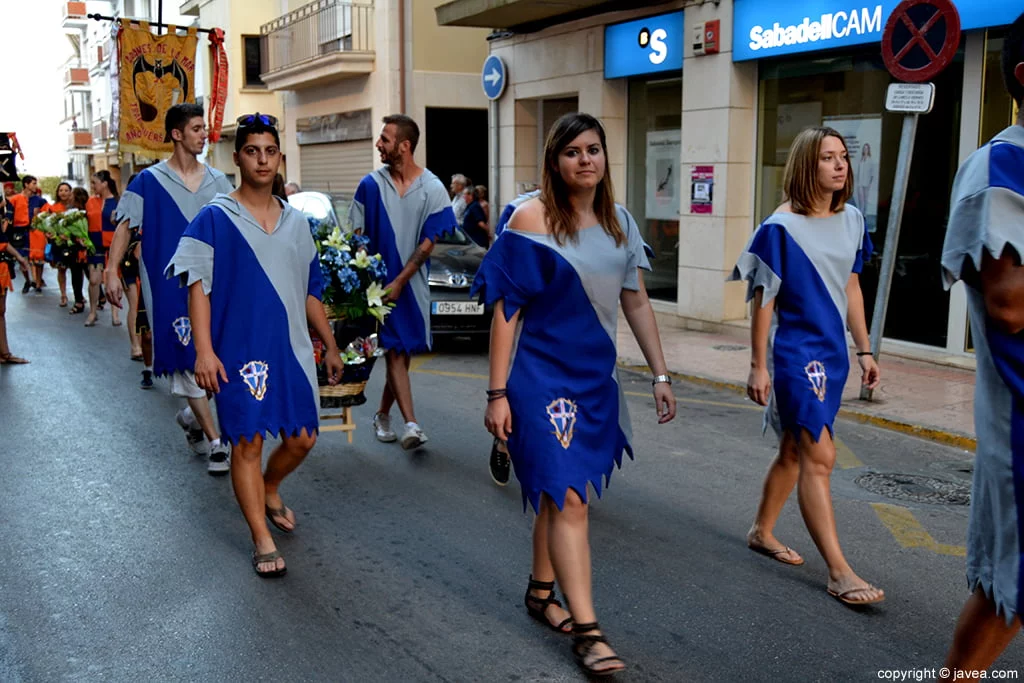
[861,113,919,400]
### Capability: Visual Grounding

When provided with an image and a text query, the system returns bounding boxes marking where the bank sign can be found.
[605,11,684,79]
[733,0,1024,61]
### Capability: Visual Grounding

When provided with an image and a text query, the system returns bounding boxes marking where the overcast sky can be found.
[2,0,77,177]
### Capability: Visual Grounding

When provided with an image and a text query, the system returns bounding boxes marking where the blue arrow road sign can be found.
[482,55,506,101]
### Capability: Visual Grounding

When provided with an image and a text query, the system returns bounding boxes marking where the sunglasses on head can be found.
[236,113,278,128]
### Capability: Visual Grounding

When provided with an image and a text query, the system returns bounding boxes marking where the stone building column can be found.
[678,2,757,324]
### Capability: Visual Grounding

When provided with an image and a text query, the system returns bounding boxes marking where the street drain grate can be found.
[855,473,971,506]
[713,344,747,352]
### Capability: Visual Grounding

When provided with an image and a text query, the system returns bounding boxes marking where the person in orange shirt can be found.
[27,182,48,291]
[0,191,30,363]
[41,182,73,306]
[6,177,33,292]
[84,171,121,327]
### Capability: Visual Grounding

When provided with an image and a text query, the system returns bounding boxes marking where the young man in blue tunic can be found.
[940,16,1024,679]
[349,115,458,450]
[168,114,343,578]
[104,104,235,474]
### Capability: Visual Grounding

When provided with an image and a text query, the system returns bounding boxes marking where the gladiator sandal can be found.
[572,621,625,677]
[524,575,573,633]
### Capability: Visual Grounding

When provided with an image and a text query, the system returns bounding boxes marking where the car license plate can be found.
[432,301,484,315]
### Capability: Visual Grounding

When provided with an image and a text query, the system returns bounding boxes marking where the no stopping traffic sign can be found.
[881,0,961,83]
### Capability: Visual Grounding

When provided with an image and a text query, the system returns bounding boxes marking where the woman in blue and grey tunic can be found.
[731,126,883,606]
[475,113,676,677]
[941,17,1024,676]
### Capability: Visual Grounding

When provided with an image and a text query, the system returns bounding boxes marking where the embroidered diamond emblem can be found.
[805,360,827,402]
[240,361,269,401]
[172,316,192,346]
[546,397,578,450]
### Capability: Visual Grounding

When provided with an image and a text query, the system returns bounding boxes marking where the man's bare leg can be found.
[941,588,1021,681]
[382,350,416,423]
[187,395,220,442]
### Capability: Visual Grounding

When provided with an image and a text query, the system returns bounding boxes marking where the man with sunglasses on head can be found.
[167,113,342,577]
[350,115,458,450]
[105,103,235,474]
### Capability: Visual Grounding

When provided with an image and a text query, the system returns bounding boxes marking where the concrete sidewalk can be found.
[617,311,977,450]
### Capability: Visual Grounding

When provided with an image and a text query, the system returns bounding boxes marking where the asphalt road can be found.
[1,285,1018,682]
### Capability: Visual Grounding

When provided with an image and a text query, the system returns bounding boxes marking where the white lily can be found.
[349,250,373,269]
[366,281,387,308]
[325,227,350,251]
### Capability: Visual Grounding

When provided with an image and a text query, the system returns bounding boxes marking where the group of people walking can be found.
[2,15,1022,678]
[0,169,151,371]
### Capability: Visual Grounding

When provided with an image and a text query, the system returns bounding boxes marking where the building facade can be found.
[62,0,204,189]
[438,0,1021,360]
[258,0,491,201]
[179,0,285,186]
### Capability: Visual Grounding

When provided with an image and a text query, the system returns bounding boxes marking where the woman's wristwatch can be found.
[652,374,672,386]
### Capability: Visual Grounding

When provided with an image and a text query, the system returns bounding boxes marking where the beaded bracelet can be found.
[487,388,508,402]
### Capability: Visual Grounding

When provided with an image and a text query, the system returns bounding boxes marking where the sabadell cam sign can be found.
[732,0,1024,62]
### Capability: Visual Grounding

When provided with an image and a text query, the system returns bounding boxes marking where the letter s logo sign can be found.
[648,28,668,65]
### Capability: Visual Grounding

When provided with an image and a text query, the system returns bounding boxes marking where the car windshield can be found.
[437,226,472,245]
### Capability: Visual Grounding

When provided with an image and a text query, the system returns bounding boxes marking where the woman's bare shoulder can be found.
[508,198,548,235]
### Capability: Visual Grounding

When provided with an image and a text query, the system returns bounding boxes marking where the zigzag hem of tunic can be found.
[222,422,320,447]
[766,418,836,444]
[967,572,1019,626]
[520,444,635,514]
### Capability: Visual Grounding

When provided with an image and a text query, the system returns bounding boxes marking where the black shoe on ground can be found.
[489,438,511,486]
[21,280,31,294]
[140,370,153,389]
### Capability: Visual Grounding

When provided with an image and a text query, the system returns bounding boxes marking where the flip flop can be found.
[59,298,68,307]
[827,586,885,606]
[131,354,144,362]
[112,321,123,327]
[0,354,29,365]
[266,503,296,533]
[748,543,805,566]
[252,549,287,578]
[84,319,97,327]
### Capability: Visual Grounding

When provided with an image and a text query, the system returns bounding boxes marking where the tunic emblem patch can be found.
[546,398,578,450]
[172,316,192,346]
[805,361,827,402]
[240,361,269,401]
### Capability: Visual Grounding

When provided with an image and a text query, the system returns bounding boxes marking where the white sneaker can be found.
[176,409,210,455]
[400,422,428,450]
[373,413,397,443]
[208,441,230,476]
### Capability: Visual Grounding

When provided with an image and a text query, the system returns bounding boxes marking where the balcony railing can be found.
[260,1,374,88]
[68,131,93,150]
[92,120,108,142]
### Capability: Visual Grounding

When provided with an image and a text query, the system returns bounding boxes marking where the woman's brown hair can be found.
[71,187,89,210]
[541,113,624,246]
[783,126,854,215]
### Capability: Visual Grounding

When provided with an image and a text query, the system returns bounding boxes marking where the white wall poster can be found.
[825,115,882,232]
[645,129,681,221]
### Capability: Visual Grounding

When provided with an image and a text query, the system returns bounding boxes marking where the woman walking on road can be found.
[41,182,73,307]
[66,187,90,315]
[731,126,884,606]
[473,112,676,677]
[84,171,121,328]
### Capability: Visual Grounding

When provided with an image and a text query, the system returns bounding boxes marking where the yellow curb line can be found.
[870,502,966,557]
[618,363,977,452]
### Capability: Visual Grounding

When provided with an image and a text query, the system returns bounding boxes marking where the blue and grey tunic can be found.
[941,124,1024,623]
[115,162,234,377]
[730,206,873,440]
[348,167,458,355]
[166,194,323,446]
[471,205,651,513]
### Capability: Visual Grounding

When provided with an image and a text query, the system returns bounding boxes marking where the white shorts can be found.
[169,371,206,399]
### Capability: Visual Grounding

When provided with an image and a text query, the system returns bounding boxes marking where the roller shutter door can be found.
[299,140,372,196]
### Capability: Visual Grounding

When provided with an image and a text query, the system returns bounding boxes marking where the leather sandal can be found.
[572,622,625,677]
[252,549,287,578]
[266,503,295,533]
[524,575,573,633]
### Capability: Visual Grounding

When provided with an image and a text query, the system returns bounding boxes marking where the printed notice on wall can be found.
[645,130,681,221]
[690,165,714,214]
[825,115,882,233]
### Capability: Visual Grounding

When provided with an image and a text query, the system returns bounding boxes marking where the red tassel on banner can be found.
[208,28,228,143]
